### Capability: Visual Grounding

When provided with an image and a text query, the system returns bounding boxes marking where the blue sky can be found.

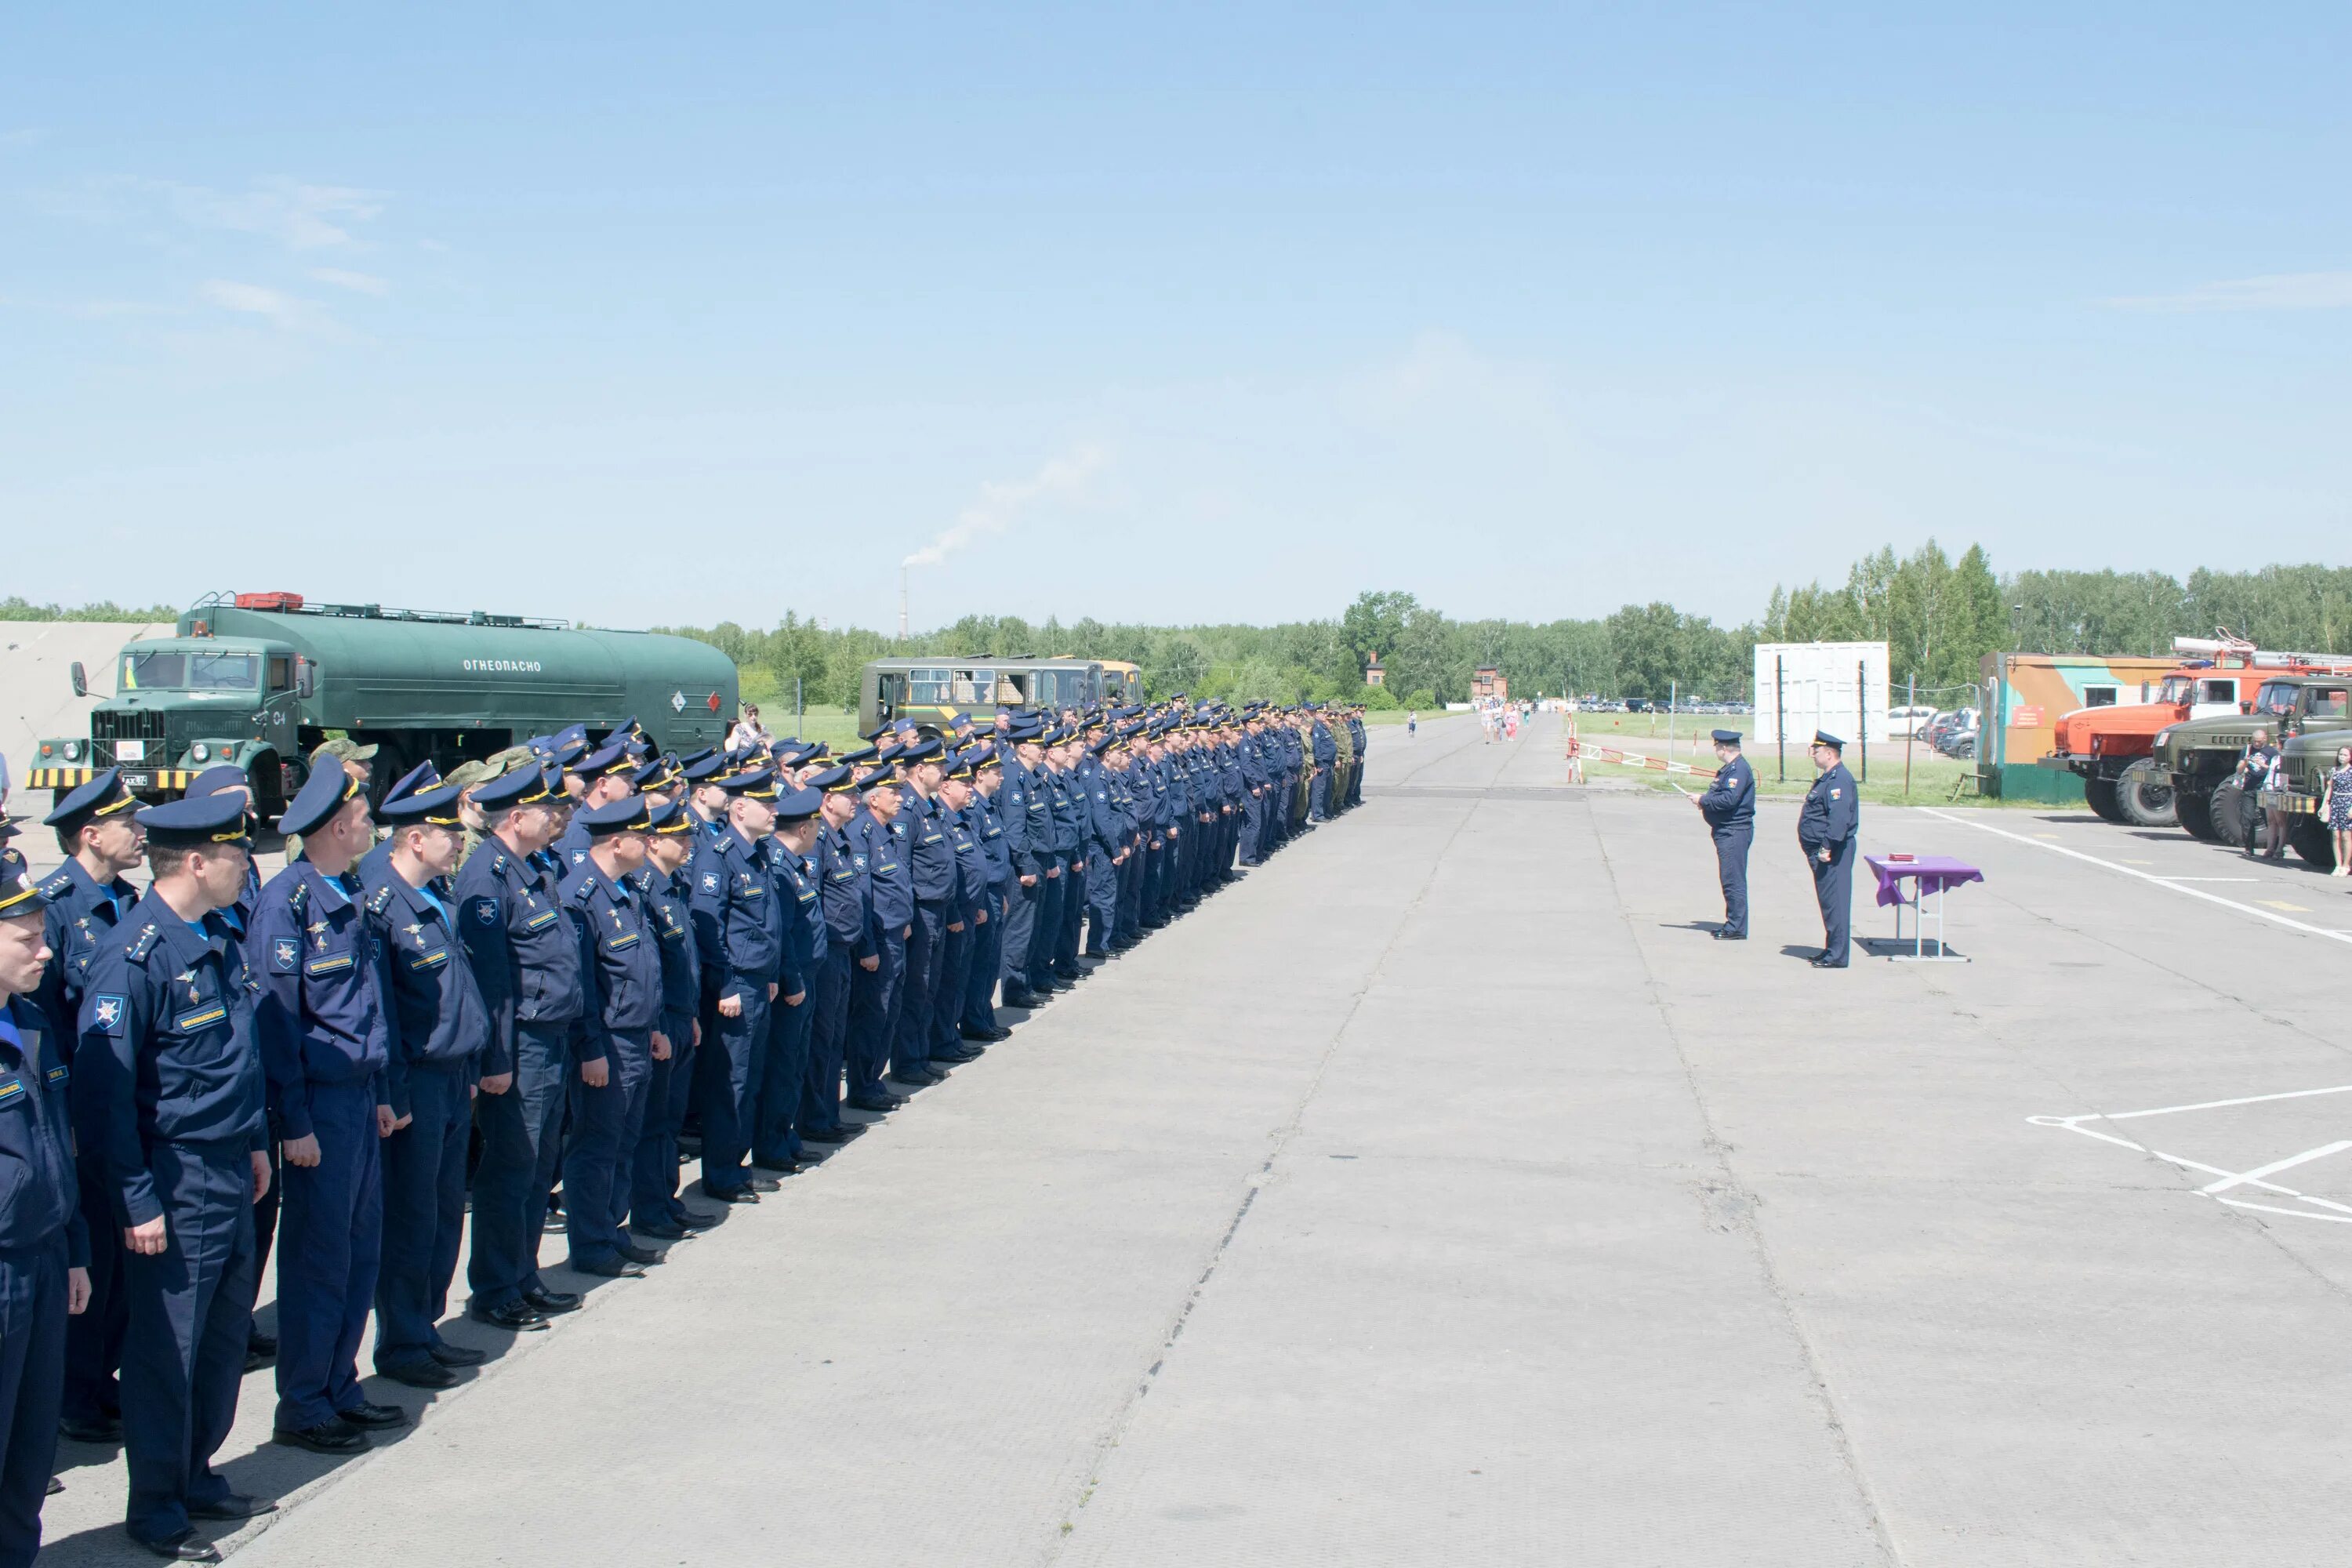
[4,4,2347,633]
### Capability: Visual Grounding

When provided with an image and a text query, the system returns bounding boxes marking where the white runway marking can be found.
[1922,808,2352,947]
[2031,1086,2352,1225]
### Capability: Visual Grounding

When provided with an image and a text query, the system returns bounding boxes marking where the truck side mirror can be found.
[296,660,315,699]
[69,661,86,699]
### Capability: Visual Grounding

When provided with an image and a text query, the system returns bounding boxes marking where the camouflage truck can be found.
[26,590,737,815]
[2150,674,2352,854]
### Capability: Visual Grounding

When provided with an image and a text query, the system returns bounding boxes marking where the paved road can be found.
[41,711,2352,1565]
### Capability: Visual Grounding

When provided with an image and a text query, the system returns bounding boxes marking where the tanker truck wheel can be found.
[2175,788,2221,843]
[2117,760,2176,828]
[2082,777,2128,824]
[2289,816,2337,870]
[2207,780,2249,848]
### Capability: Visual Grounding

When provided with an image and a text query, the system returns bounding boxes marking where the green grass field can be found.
[1565,713,2005,808]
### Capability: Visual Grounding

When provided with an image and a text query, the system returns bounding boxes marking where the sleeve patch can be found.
[91,993,128,1035]
[271,936,301,971]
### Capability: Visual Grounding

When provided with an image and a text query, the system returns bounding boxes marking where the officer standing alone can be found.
[1695,729,1755,940]
[1797,731,1860,968]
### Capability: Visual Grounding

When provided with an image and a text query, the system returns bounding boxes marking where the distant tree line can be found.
[15,557,2352,708]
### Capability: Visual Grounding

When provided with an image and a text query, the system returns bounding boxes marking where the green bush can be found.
[1401,689,1435,711]
[1358,684,1399,710]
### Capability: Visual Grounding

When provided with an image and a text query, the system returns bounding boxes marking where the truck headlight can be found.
[63,740,82,761]
[192,742,210,761]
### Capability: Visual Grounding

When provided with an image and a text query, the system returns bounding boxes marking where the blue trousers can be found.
[631,1009,699,1228]
[60,1161,127,1424]
[275,1082,380,1432]
[702,990,769,1194]
[999,877,1038,992]
[375,1063,470,1370]
[893,902,944,1076]
[847,928,902,1101]
[0,1241,65,1568]
[566,1028,652,1262]
[753,989,811,1166]
[1025,871,1064,991]
[1810,837,1855,964]
[1116,851,1142,943]
[1083,854,1118,954]
[800,948,853,1138]
[963,892,1004,1030]
[931,917,973,1058]
[1715,828,1751,937]
[1310,771,1330,820]
[468,1021,570,1308]
[1054,857,1085,969]
[1240,791,1265,860]
[122,1142,254,1544]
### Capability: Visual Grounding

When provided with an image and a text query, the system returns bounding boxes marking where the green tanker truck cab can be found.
[2151,675,2352,849]
[2259,725,2352,869]
[30,592,738,813]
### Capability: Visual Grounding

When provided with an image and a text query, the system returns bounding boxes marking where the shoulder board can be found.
[40,871,72,897]
[126,923,162,964]
[286,878,310,915]
[491,851,510,875]
[367,884,396,916]
[570,878,597,904]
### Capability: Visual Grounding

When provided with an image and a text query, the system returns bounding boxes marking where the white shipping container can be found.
[1751,641,1891,746]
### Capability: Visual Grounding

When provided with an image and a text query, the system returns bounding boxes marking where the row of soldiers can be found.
[0,695,1369,1563]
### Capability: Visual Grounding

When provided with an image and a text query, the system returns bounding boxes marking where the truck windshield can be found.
[2254,681,2300,715]
[122,650,259,691]
[2158,676,2193,703]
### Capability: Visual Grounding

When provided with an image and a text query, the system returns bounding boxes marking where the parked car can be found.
[1886,704,1937,739]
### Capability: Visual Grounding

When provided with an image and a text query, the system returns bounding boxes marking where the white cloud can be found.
[902,446,1110,570]
[198,279,332,332]
[309,267,388,296]
[171,178,383,250]
[2105,270,2352,313]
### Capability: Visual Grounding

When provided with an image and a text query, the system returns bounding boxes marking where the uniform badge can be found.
[852,854,867,869]
[92,994,127,1035]
[701,873,720,891]
[1830,788,1842,799]
[273,937,300,971]
[470,897,500,927]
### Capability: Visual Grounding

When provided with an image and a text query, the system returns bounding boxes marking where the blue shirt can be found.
[361,863,491,1116]
[252,860,391,1139]
[0,995,87,1264]
[452,835,585,1078]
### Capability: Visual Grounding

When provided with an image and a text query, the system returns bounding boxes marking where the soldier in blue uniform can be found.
[962,748,1014,1039]
[889,740,956,1088]
[452,764,583,1332]
[1798,731,1860,968]
[844,767,911,1112]
[252,762,407,1455]
[74,793,276,1559]
[1044,735,1088,985]
[693,768,786,1200]
[550,740,638,873]
[360,782,491,1389]
[1696,729,1756,941]
[1080,738,1123,957]
[40,770,147,1446]
[560,796,668,1276]
[800,768,873,1143]
[630,797,717,1237]
[0,866,92,1568]
[931,757,989,1065]
[1308,710,1338,822]
[750,787,822,1173]
[995,724,1048,1009]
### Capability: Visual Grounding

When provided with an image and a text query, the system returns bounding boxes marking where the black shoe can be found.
[1054,968,1084,982]
[885,1072,938,1089]
[959,1025,996,1042]
[706,1186,761,1204]
[745,1174,782,1192]
[616,1242,664,1265]
[128,1529,220,1562]
[847,1094,905,1113]
[999,989,1040,1008]
[427,1341,488,1368]
[338,1400,409,1430]
[46,1476,61,1496]
[1809,955,1848,969]
[801,1123,863,1143]
[274,1417,368,1454]
[187,1494,278,1522]
[58,1414,121,1444]
[247,1327,278,1357]
[244,1348,270,1374]
[572,1254,646,1279]
[376,1356,458,1390]
[467,1300,549,1332]
[633,1219,690,1240]
[522,1287,583,1316]
[677,1136,703,1159]
[933,1046,982,1064]
[750,1156,800,1174]
[1719,930,1746,941]
[674,1206,722,1229]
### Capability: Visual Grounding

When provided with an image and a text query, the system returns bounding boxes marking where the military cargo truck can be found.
[26,591,737,813]
[2258,728,2352,869]
[2151,673,2352,850]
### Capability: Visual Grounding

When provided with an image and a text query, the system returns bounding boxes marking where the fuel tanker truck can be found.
[24,590,737,815]
[2150,671,2352,855]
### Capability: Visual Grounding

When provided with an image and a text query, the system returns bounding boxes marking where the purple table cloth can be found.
[1864,855,1984,909]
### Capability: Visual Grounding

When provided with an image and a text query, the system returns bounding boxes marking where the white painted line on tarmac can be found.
[2199,1141,2352,1194]
[1922,808,2352,947]
[2158,876,2260,883]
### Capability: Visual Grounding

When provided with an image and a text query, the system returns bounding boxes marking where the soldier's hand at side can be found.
[251,1150,271,1203]
[784,989,806,1007]
[67,1265,91,1315]
[480,1072,513,1095]
[975,908,987,924]
[651,1031,671,1062]
[1018,873,1036,887]
[284,1134,322,1168]
[693,1021,703,1046]
[768,982,779,1001]
[125,1216,168,1255]
[947,920,964,934]
[377,1105,405,1137]
[859,954,879,973]
[718,993,743,1018]
[581,1055,610,1088]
